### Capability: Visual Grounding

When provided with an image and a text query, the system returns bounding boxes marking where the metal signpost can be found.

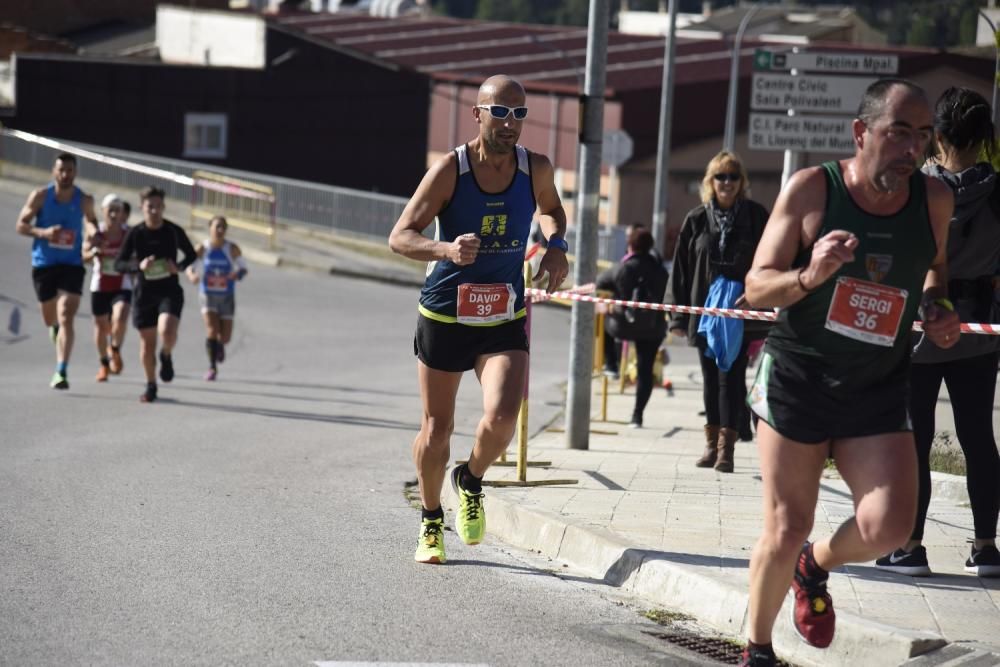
[749,48,897,186]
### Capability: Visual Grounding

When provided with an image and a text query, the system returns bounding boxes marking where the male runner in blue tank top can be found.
[389,75,569,565]
[16,153,98,389]
[736,80,960,666]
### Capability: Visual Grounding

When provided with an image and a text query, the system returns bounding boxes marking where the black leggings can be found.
[697,337,750,429]
[909,352,1000,541]
[630,339,662,422]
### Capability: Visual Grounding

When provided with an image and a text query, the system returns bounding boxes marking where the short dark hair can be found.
[934,86,995,159]
[630,227,654,255]
[121,201,131,216]
[856,78,926,125]
[139,186,165,202]
[55,152,76,166]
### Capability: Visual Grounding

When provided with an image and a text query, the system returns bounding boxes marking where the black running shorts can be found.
[32,264,85,302]
[133,284,184,329]
[91,290,132,317]
[414,314,529,372]
[747,347,912,444]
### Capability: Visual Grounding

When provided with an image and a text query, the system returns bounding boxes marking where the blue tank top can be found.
[418,144,535,324]
[200,240,236,296]
[32,184,84,268]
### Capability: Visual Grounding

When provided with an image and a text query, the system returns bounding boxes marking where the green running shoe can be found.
[414,518,446,564]
[50,372,69,390]
[450,466,485,545]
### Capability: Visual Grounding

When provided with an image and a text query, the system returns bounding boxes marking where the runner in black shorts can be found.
[84,193,133,381]
[735,79,960,667]
[389,75,569,565]
[17,153,97,389]
[114,186,197,403]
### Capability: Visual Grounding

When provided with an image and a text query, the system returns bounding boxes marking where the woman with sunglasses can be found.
[667,151,769,472]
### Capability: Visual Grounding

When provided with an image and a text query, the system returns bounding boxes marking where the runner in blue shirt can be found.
[16,153,98,389]
[389,75,569,565]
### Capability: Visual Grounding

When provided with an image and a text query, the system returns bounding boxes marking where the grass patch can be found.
[930,431,966,476]
[643,608,694,626]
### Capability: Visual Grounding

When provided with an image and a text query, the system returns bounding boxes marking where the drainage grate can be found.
[644,631,792,666]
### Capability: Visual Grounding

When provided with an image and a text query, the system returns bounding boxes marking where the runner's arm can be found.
[388,154,465,263]
[745,167,832,308]
[114,226,138,274]
[81,194,98,236]
[531,153,567,242]
[175,225,199,271]
[15,189,48,239]
[531,153,569,292]
[230,243,248,280]
[185,244,205,282]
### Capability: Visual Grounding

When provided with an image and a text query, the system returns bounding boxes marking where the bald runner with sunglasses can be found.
[389,74,569,565]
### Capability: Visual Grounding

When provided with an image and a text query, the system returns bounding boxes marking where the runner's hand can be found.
[43,225,62,241]
[799,230,859,291]
[139,255,156,271]
[534,246,569,293]
[447,233,480,266]
[922,300,960,349]
[185,269,198,284]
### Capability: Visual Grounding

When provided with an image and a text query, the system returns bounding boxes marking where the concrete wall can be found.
[157,5,267,69]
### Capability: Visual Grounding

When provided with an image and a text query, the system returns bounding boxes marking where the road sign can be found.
[748,113,856,154]
[754,49,898,75]
[602,129,633,168]
[751,73,876,114]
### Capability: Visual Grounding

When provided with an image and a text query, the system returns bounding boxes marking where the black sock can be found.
[802,543,828,579]
[459,463,483,494]
[421,506,444,522]
[746,641,775,663]
[205,338,217,369]
[100,356,110,367]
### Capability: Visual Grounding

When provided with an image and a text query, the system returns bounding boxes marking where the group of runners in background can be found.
[16,154,247,401]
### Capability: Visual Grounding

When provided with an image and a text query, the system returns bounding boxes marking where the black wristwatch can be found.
[547,235,569,252]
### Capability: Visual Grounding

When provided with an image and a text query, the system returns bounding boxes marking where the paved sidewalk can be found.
[448,349,1000,667]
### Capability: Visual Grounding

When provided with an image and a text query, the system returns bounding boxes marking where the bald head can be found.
[856,78,928,126]
[478,75,525,105]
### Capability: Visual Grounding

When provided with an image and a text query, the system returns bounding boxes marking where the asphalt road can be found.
[0,186,723,667]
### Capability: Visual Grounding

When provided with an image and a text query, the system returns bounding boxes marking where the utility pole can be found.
[565,0,609,451]
[651,0,678,256]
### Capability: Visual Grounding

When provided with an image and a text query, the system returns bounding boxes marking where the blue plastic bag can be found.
[697,276,744,372]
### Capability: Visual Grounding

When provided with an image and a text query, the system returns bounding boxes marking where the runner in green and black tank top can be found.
[766,160,937,389]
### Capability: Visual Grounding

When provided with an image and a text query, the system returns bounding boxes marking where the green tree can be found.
[907,15,935,47]
[958,8,978,47]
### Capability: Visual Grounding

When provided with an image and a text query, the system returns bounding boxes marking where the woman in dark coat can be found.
[667,151,768,472]
[597,225,668,428]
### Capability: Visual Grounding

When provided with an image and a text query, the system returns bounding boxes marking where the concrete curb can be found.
[445,488,947,667]
[929,471,971,506]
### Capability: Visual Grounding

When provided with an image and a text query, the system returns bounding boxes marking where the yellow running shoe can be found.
[414,518,446,564]
[450,466,485,545]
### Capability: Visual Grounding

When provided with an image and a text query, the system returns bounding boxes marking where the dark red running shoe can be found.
[790,542,835,648]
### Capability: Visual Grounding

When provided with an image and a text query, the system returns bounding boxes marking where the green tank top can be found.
[767,161,937,389]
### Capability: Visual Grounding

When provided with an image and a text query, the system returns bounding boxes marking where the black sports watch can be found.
[547,235,569,252]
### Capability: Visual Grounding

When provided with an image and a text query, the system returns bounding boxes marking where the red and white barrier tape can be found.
[526,288,1000,335]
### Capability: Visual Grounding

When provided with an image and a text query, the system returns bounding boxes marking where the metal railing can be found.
[0,129,408,243]
[0,128,624,261]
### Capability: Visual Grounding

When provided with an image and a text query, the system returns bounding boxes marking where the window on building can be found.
[184,113,227,159]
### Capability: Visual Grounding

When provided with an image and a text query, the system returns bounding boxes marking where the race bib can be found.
[143,258,170,281]
[456,283,515,325]
[100,256,120,276]
[205,271,229,293]
[825,276,907,347]
[49,228,76,250]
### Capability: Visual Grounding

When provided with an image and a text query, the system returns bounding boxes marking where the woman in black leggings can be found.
[876,87,1000,578]
[598,225,668,429]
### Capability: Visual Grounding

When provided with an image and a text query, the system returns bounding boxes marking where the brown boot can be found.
[715,427,737,473]
[696,425,720,467]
